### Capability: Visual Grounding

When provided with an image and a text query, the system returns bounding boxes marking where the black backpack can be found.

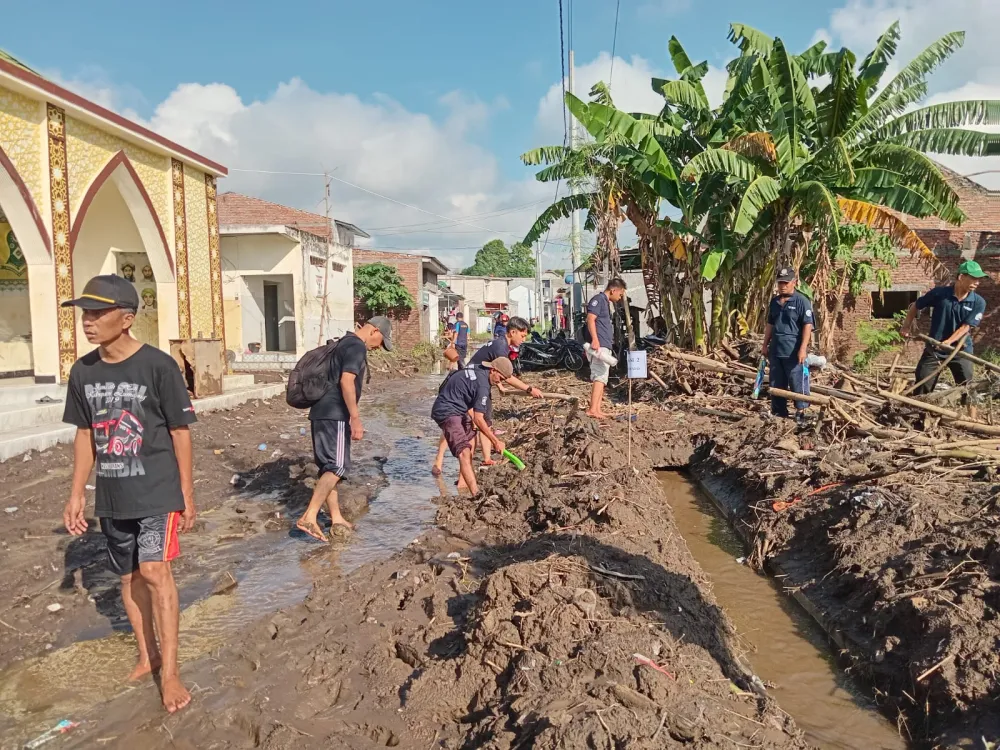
[286,339,340,409]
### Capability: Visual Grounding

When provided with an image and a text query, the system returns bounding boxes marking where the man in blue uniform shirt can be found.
[901,260,988,417]
[761,266,815,421]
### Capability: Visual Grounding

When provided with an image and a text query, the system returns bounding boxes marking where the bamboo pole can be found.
[917,333,1000,375]
[878,389,960,419]
[942,419,1000,437]
[769,387,831,406]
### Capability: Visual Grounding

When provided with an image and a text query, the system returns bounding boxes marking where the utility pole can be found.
[568,44,581,335]
[317,171,333,345]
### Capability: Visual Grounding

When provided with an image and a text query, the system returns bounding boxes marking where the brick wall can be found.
[830,169,1000,363]
[352,249,425,351]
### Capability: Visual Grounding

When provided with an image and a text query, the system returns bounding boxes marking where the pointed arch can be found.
[0,143,51,265]
[70,150,174,281]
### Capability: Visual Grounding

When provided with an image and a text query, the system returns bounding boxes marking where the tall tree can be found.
[462,240,537,277]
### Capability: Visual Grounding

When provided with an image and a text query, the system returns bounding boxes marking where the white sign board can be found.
[627,350,648,379]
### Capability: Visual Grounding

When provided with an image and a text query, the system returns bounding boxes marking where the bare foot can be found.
[161,674,191,713]
[296,518,328,542]
[481,459,497,466]
[328,515,354,533]
[127,655,161,682]
[585,410,609,420]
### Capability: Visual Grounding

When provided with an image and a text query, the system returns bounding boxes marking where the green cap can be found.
[958,260,988,279]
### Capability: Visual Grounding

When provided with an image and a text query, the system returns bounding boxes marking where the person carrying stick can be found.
[901,260,988,418]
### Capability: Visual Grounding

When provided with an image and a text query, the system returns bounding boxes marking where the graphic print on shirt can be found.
[85,381,148,478]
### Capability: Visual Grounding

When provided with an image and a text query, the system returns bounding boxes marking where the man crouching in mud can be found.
[61,275,197,713]
[297,316,392,542]
[431,357,511,494]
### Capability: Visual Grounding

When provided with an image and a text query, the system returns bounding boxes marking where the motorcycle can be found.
[518,330,585,372]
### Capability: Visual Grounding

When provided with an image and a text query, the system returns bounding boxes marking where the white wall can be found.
[508,284,535,321]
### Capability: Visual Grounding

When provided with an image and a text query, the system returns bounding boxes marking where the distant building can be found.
[218,193,368,363]
[440,275,511,333]
[352,249,449,349]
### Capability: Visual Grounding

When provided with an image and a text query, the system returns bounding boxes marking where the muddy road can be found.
[1,369,822,750]
[0,375,445,746]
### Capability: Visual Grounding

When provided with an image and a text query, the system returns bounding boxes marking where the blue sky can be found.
[6,0,998,270]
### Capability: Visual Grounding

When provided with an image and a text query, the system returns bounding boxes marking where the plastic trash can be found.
[24,719,79,748]
[4,507,16,514]
[583,342,619,366]
[805,353,827,370]
[300,427,307,436]
[257,443,267,451]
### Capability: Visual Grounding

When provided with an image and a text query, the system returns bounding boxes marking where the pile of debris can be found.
[642,336,1000,479]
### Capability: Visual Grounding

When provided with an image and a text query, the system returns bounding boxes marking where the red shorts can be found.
[100,511,181,576]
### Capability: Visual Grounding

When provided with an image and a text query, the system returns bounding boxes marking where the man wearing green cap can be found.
[901,260,989,411]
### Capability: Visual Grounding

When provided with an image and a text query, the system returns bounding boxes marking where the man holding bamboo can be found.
[761,267,815,422]
[901,260,988,415]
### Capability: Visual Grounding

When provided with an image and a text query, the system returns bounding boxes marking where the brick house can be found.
[831,167,1000,361]
[352,249,449,350]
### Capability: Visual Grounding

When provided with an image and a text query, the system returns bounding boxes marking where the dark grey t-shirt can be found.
[587,292,615,350]
[63,345,196,520]
[308,333,368,422]
[431,365,491,422]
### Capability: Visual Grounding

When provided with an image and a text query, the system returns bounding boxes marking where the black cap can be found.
[61,274,140,311]
[776,266,797,283]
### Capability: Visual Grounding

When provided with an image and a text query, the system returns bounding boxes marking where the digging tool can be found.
[501,449,525,471]
[752,357,766,399]
[917,333,1000,375]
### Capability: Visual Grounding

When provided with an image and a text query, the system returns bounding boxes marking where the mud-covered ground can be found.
[613,362,1000,748]
[0,353,433,689]
[20,370,816,750]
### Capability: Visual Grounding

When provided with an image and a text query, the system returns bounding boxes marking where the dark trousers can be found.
[913,348,973,401]
[769,356,807,417]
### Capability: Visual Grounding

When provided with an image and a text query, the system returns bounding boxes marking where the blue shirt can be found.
[431,365,492,422]
[493,324,507,339]
[916,285,985,353]
[587,292,615,350]
[454,321,469,347]
[767,291,815,359]
[469,336,509,367]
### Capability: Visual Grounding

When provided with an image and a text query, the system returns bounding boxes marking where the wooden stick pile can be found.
[645,344,1000,469]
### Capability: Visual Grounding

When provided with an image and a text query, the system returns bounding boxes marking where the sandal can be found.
[295,519,328,542]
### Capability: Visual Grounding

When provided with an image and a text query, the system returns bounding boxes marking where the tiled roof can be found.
[0,48,40,77]
[218,192,335,238]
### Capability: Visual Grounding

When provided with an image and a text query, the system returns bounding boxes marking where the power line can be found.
[228,166,546,243]
[559,0,568,147]
[609,0,621,88]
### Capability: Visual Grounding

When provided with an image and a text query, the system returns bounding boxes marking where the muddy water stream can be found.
[0,376,447,743]
[660,472,906,750]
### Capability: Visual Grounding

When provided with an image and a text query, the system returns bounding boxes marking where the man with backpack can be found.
[294,316,392,542]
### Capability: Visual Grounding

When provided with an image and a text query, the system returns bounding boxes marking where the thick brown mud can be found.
[13,382,814,750]
[661,471,906,750]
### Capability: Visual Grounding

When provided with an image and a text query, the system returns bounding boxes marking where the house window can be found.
[871,290,918,319]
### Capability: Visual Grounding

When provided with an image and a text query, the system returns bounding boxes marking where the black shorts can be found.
[455,345,467,367]
[312,419,351,478]
[100,512,181,576]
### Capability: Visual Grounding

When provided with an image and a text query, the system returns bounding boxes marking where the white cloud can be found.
[824,0,1000,188]
[535,52,726,145]
[135,78,558,272]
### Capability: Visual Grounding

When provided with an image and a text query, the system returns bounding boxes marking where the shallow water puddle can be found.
[0,376,446,742]
[660,471,907,750]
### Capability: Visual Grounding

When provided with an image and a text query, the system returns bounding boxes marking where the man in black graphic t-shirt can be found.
[61,275,196,715]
